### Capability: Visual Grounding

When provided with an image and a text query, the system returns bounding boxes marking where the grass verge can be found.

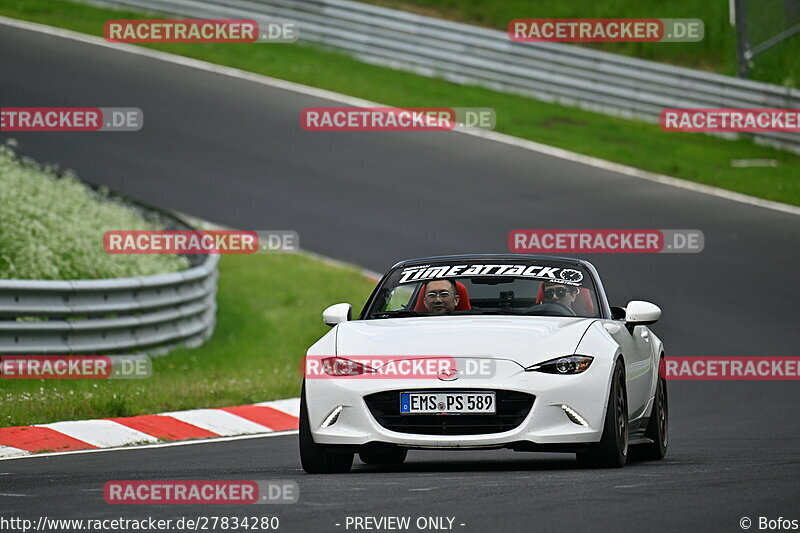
[1,0,799,206]
[0,253,375,427]
[364,0,799,87]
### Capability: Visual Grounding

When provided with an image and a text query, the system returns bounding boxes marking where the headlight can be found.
[321,357,375,376]
[526,355,593,374]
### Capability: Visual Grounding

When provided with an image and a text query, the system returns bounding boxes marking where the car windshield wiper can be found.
[370,310,421,318]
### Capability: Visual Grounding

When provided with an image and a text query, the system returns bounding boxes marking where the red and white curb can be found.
[0,398,299,459]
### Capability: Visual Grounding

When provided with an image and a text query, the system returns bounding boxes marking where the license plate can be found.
[400,392,496,414]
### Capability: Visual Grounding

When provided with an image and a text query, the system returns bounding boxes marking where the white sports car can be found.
[300,254,668,473]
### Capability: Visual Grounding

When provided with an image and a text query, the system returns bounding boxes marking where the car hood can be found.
[335,316,597,367]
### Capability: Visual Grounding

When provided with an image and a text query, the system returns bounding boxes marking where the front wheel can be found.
[577,359,628,468]
[640,364,668,460]
[299,384,353,474]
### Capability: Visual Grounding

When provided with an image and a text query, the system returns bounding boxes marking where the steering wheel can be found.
[526,302,576,316]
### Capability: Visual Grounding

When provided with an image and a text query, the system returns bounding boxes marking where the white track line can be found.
[1,15,797,217]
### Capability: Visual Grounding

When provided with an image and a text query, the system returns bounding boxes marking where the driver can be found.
[542,281,579,313]
[423,279,460,315]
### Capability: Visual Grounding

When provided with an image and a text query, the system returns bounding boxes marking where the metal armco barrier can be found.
[94,0,800,153]
[0,208,218,356]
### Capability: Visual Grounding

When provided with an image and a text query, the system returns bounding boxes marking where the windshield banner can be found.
[398,264,584,285]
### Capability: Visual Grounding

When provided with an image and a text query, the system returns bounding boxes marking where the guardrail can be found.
[0,197,218,356]
[95,0,800,154]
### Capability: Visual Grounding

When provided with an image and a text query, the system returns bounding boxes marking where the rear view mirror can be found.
[323,303,352,326]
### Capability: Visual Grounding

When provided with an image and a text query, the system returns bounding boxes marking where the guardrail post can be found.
[734,0,750,78]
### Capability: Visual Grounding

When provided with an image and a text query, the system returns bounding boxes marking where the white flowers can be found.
[0,141,189,280]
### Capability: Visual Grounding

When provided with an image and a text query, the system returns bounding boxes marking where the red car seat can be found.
[414,281,471,311]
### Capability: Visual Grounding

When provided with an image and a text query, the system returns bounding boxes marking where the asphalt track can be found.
[1,22,799,533]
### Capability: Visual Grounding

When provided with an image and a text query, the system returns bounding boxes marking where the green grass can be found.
[0,253,375,427]
[0,141,189,279]
[1,0,799,205]
[364,0,799,88]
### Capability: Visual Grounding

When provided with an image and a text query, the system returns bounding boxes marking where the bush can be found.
[0,141,189,280]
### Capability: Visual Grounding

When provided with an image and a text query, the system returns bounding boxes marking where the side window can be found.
[382,284,416,311]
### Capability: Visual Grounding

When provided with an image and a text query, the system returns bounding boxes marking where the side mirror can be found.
[624,301,661,325]
[323,303,352,326]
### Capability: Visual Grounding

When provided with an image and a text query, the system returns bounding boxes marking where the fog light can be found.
[321,406,343,428]
[561,404,589,427]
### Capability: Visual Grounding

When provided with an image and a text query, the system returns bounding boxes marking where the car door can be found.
[604,320,654,419]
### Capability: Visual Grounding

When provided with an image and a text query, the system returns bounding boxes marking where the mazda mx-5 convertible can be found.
[300,254,668,473]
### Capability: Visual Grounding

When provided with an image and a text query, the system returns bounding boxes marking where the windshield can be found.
[364,260,600,319]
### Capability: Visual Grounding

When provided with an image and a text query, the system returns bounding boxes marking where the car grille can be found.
[364,389,535,435]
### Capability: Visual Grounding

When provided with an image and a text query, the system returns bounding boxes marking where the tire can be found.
[576,359,628,468]
[299,383,354,474]
[640,364,668,460]
[359,448,408,466]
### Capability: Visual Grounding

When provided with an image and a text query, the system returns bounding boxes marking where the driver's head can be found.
[542,282,579,308]
[423,279,460,315]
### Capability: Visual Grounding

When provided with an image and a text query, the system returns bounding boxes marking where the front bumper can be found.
[305,357,613,449]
